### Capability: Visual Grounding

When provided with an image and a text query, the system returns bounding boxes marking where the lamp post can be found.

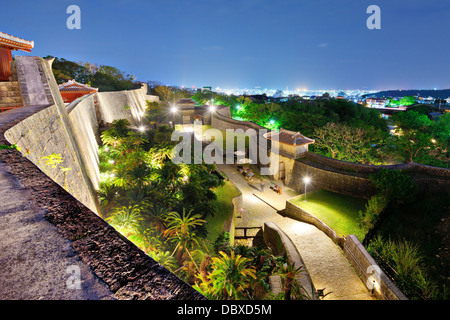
[303,177,311,201]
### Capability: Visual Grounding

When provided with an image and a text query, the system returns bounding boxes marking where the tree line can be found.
[45,56,141,92]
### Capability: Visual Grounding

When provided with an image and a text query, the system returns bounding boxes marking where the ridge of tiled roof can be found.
[0,31,34,52]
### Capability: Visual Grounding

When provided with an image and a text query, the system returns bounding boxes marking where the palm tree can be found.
[208,251,256,300]
[106,204,142,236]
[111,163,131,188]
[148,144,173,167]
[163,208,206,267]
[148,250,178,271]
[278,260,304,300]
[163,208,205,238]
[111,118,131,134]
[101,129,124,148]
[156,161,183,191]
[97,181,119,217]
[128,223,163,253]
[144,205,172,233]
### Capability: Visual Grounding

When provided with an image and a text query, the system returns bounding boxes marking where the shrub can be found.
[358,194,388,233]
[369,169,417,205]
[367,235,438,299]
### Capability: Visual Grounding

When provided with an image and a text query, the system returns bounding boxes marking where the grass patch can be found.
[205,180,241,253]
[290,189,367,241]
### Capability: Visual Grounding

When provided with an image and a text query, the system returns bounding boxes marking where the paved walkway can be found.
[217,164,374,300]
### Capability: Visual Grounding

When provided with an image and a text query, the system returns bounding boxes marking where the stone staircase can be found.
[0,62,23,112]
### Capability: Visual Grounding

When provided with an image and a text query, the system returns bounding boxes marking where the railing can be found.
[234,226,263,240]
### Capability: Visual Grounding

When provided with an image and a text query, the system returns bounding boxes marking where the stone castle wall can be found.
[0,56,202,300]
[285,152,450,198]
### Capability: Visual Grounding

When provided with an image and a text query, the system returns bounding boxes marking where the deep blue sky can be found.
[2,0,450,90]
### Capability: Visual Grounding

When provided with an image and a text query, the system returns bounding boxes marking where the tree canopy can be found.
[45,56,140,91]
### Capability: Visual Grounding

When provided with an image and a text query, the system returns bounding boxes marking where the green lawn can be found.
[290,189,367,241]
[204,180,241,253]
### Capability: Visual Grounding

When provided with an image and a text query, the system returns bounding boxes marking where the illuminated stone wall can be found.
[0,56,203,300]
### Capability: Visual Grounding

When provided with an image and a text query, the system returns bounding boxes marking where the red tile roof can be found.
[265,128,314,146]
[0,31,34,52]
[58,80,98,92]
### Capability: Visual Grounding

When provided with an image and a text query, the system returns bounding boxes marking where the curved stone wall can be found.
[0,56,203,300]
[287,152,450,198]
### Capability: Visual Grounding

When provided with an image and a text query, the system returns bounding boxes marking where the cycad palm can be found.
[106,204,142,236]
[163,208,206,267]
[209,251,256,300]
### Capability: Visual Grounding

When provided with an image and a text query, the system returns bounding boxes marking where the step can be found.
[0,81,20,91]
[0,102,22,109]
[0,90,21,97]
[0,96,22,104]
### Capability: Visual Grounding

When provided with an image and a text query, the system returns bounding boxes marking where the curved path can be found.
[217,164,374,300]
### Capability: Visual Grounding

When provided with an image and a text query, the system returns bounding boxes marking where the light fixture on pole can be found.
[303,176,311,201]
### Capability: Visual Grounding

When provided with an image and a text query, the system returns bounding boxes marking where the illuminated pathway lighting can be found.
[209,105,216,112]
[171,106,177,113]
[303,176,311,201]
[138,126,146,132]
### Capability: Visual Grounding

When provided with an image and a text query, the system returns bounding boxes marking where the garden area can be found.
[289,189,367,241]
[96,116,317,300]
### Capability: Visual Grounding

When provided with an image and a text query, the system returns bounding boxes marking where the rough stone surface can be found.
[0,158,114,300]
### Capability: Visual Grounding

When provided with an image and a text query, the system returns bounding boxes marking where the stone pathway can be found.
[217,164,375,300]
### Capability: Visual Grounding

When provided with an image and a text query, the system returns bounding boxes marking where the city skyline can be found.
[2,0,450,91]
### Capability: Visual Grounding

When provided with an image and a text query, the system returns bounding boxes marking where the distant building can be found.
[366,98,388,108]
[0,31,34,81]
[264,128,314,159]
[58,80,98,104]
[0,31,33,112]
[418,96,435,104]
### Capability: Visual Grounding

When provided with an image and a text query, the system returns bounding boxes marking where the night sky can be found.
[2,0,450,90]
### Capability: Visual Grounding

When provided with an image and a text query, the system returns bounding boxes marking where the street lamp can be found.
[303,176,311,201]
[171,106,177,113]
[209,105,216,113]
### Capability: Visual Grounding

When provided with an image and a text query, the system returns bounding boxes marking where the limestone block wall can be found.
[286,152,450,198]
[66,94,102,192]
[343,235,408,300]
[285,199,344,246]
[0,56,203,300]
[211,106,265,132]
[4,103,100,213]
[96,83,159,126]
[287,158,377,199]
[5,56,100,214]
